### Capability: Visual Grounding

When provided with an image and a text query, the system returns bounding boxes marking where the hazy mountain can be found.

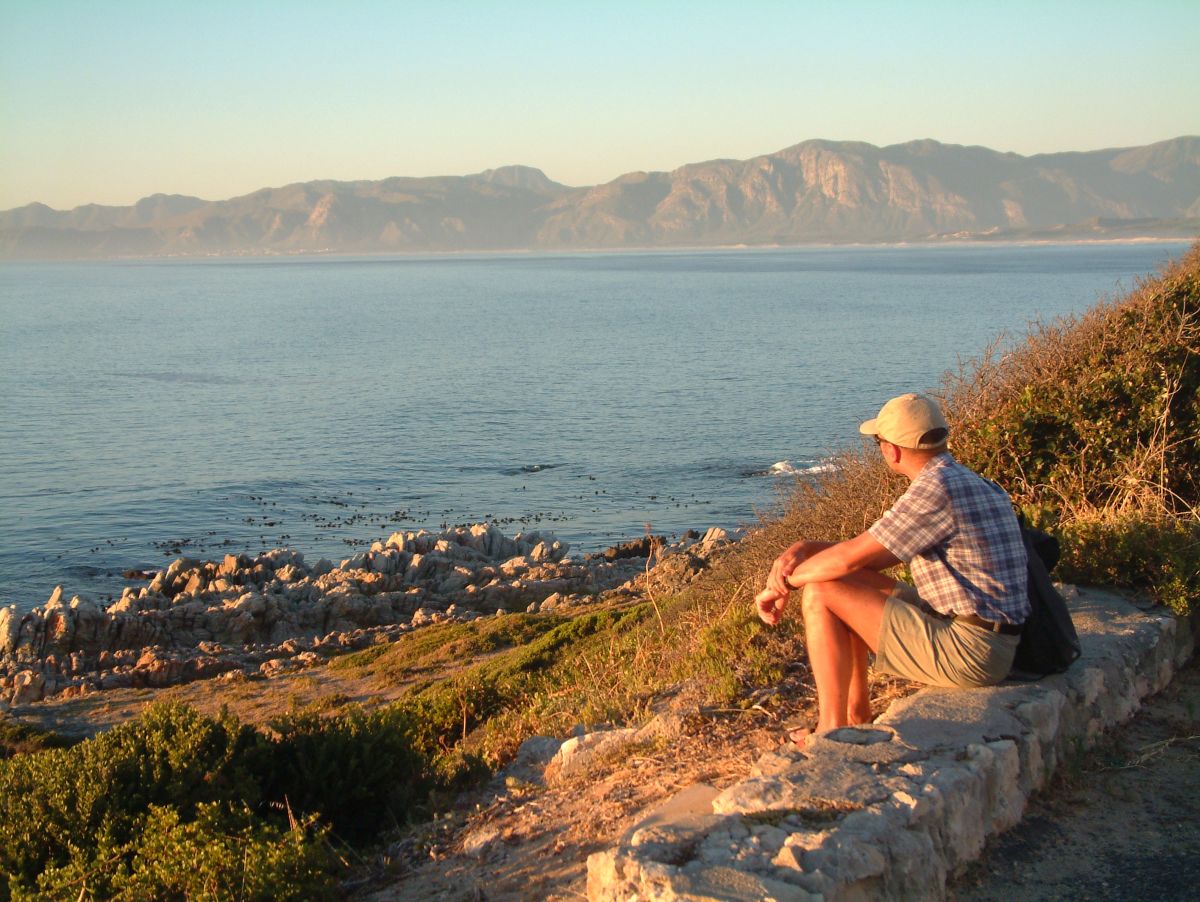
[3,140,1197,259]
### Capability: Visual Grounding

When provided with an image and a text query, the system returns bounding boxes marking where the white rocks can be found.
[410,608,439,628]
[2,522,737,703]
[550,727,640,782]
[699,526,732,553]
[341,552,369,571]
[0,605,18,655]
[10,669,46,705]
[514,735,562,769]
[461,826,501,858]
[230,592,266,615]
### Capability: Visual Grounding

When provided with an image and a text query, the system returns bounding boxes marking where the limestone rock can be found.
[0,605,19,655]
[549,727,639,782]
[10,669,45,705]
[0,522,742,701]
[461,826,501,858]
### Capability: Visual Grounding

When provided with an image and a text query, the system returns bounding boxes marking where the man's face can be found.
[875,436,903,473]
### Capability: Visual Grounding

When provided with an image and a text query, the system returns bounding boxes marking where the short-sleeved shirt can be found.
[868,453,1030,625]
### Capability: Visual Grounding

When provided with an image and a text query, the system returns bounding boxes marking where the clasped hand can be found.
[755,540,811,626]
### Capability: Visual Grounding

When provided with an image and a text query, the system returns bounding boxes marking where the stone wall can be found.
[587,587,1192,901]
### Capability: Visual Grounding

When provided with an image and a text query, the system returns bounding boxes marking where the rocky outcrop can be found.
[0,523,738,707]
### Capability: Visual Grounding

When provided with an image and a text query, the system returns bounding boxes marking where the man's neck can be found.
[898,448,945,480]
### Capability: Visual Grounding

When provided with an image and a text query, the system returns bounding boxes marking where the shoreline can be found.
[2,242,1182,614]
[2,235,1194,264]
[0,522,739,714]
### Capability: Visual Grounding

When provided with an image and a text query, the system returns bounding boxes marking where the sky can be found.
[1,1,1198,211]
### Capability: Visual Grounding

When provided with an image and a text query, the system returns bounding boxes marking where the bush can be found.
[0,700,444,898]
[1056,512,1200,617]
[947,258,1200,518]
[0,721,71,760]
[26,803,330,902]
[945,240,1200,613]
[263,705,433,841]
[0,702,264,894]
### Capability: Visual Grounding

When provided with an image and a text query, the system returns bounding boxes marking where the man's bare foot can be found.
[786,726,812,746]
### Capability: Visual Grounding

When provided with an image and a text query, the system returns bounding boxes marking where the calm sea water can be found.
[0,242,1188,612]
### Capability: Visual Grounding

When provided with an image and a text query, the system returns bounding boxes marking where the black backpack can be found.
[1008,525,1082,679]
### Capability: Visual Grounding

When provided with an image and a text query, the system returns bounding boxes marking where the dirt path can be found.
[11,654,419,738]
[952,656,1200,901]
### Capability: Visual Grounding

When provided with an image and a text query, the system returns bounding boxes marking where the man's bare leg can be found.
[847,632,872,725]
[801,587,854,732]
[800,573,893,732]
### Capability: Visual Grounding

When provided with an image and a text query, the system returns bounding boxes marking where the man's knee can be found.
[800,581,834,618]
[803,577,888,618]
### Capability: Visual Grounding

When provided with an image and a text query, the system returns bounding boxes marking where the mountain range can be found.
[3,137,1198,259]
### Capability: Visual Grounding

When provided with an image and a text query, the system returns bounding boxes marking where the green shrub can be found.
[26,803,330,902]
[263,705,433,841]
[1057,513,1200,616]
[945,240,1200,613]
[0,702,263,893]
[0,721,71,760]
[0,696,471,898]
[944,244,1200,520]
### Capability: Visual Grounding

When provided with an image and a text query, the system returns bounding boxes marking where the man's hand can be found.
[755,587,788,626]
[768,540,832,596]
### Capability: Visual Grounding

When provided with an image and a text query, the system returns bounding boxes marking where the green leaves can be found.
[945,241,1200,612]
[0,702,367,898]
[29,803,330,902]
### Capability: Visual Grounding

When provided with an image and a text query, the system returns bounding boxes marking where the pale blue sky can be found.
[2,1,1198,210]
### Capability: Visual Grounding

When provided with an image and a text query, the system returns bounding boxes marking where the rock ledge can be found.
[587,587,1192,901]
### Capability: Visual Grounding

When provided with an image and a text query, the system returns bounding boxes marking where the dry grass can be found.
[940,239,1200,613]
[942,241,1200,523]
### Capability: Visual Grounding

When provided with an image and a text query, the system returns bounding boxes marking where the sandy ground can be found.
[363,706,780,902]
[952,656,1200,901]
[12,657,420,739]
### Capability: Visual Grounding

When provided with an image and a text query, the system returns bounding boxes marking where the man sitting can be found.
[755,393,1029,739]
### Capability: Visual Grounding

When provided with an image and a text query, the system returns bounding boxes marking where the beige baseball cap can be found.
[859,393,949,449]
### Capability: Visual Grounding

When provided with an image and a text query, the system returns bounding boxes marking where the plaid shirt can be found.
[869,453,1030,624]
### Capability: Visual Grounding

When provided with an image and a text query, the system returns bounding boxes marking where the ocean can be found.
[0,241,1188,612]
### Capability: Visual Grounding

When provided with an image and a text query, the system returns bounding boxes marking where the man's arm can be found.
[768,532,900,596]
[756,531,901,626]
[785,531,899,585]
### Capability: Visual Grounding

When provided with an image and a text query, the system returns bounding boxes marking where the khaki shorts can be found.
[874,583,1019,688]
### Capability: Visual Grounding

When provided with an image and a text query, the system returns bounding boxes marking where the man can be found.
[755,393,1029,738]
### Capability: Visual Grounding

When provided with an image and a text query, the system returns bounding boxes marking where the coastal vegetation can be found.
[1,241,1196,899]
[945,240,1200,615]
